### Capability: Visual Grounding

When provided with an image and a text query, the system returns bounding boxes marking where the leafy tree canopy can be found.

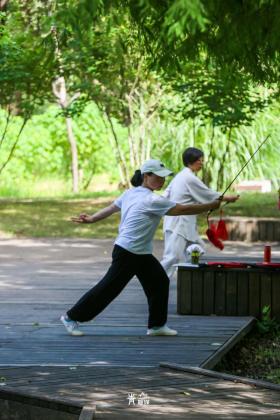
[125,0,280,83]
[169,63,273,130]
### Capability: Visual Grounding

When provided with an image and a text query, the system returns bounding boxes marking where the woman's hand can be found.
[71,204,120,225]
[71,213,93,223]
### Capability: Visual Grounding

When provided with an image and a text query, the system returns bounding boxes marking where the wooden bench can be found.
[177,264,280,320]
[209,216,280,242]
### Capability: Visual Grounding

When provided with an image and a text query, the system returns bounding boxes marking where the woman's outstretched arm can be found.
[71,203,120,224]
[166,199,220,216]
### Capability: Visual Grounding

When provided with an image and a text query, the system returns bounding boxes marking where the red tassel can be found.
[210,222,217,234]
[216,219,228,240]
[206,228,224,250]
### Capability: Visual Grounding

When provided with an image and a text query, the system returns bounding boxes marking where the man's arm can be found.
[71,203,120,224]
[166,200,220,216]
[222,195,240,203]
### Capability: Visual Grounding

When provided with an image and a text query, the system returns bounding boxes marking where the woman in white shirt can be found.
[161,148,239,279]
[60,159,220,337]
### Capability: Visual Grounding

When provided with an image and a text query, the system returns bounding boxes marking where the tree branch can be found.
[0,116,29,175]
[0,107,11,149]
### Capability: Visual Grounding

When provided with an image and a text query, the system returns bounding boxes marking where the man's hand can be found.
[71,213,93,223]
[224,195,240,203]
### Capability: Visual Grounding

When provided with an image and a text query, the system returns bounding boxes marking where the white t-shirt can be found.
[114,186,176,254]
[163,167,220,242]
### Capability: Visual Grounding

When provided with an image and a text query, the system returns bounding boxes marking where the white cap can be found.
[140,159,173,177]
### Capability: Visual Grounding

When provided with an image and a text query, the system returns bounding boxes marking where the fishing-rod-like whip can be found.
[206,134,271,249]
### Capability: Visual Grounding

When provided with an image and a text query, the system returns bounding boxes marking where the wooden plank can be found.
[246,220,254,242]
[79,405,95,420]
[251,219,259,242]
[0,387,82,414]
[176,269,183,314]
[248,271,260,317]
[237,219,246,241]
[4,364,280,420]
[274,222,280,242]
[160,365,280,392]
[177,270,192,314]
[199,317,256,369]
[237,271,249,316]
[191,271,203,315]
[267,221,275,242]
[225,272,237,316]
[214,271,226,315]
[203,271,215,315]
[260,272,272,311]
[271,272,280,321]
[259,221,266,241]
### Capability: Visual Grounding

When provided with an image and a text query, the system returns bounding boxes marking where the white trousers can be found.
[161,231,196,279]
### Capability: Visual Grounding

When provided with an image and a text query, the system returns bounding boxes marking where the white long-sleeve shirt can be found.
[163,167,220,242]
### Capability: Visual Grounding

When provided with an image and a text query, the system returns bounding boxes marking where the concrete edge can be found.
[200,316,256,369]
[159,364,280,392]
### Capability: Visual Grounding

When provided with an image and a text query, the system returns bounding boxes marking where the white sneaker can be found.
[60,315,84,336]
[147,325,178,336]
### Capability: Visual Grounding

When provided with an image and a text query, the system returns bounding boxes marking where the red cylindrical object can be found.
[264,245,271,263]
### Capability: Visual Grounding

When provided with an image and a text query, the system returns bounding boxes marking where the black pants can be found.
[67,245,170,329]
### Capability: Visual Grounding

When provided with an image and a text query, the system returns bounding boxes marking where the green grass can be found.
[0,197,121,238]
[0,176,120,199]
[199,191,280,219]
[221,192,280,218]
[0,191,279,239]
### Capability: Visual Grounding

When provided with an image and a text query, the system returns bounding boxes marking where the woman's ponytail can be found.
[130,169,143,187]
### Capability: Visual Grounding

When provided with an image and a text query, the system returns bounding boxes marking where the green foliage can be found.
[127,0,280,82]
[172,64,271,130]
[0,104,123,185]
[256,305,280,335]
[0,7,53,114]
[1,92,280,194]
[1,0,280,195]
[147,95,280,192]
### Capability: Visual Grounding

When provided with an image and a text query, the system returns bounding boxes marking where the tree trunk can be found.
[0,0,9,11]
[216,128,232,191]
[65,117,79,193]
[52,76,79,193]
[104,109,130,188]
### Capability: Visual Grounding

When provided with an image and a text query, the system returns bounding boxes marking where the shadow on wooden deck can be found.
[1,366,280,419]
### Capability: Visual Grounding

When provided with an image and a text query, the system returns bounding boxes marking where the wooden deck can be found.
[1,238,280,419]
[1,365,280,419]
